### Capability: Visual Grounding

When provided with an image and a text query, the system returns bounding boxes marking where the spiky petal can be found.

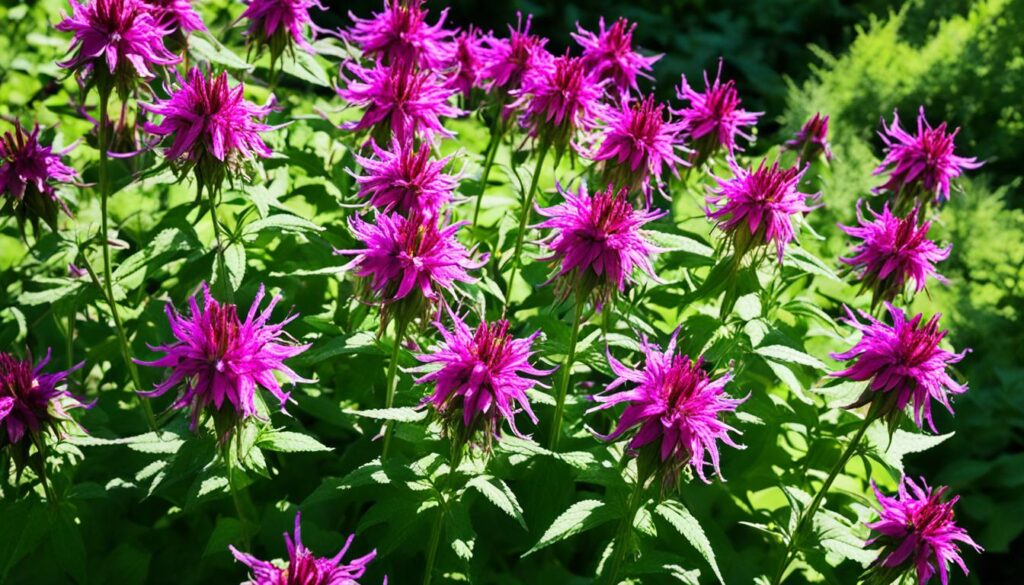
[865,477,981,585]
[135,284,311,431]
[831,304,968,432]
[0,123,77,234]
[240,0,325,56]
[672,59,761,163]
[230,511,381,585]
[480,12,551,93]
[510,52,605,153]
[571,17,660,99]
[589,332,745,485]
[783,112,832,162]
[447,26,487,99]
[347,0,454,69]
[416,310,554,442]
[536,183,663,310]
[144,0,206,33]
[0,350,88,448]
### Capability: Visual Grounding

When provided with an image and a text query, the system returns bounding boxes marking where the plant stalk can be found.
[505,139,551,310]
[471,111,505,228]
[423,435,465,585]
[548,301,585,450]
[603,477,646,585]
[381,318,410,459]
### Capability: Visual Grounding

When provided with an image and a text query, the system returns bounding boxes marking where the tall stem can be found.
[225,436,256,550]
[771,411,876,585]
[548,301,585,450]
[603,478,646,585]
[505,140,551,309]
[471,112,505,228]
[423,436,465,585]
[95,90,157,430]
[381,318,410,459]
[204,181,233,302]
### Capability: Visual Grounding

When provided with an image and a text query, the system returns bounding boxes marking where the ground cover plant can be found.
[0,0,1016,583]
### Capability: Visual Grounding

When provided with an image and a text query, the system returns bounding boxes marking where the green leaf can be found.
[643,230,715,258]
[18,282,85,306]
[735,293,762,321]
[281,50,330,87]
[524,500,615,556]
[784,247,841,282]
[655,500,725,585]
[466,475,527,529]
[347,407,427,422]
[243,214,323,240]
[223,242,246,291]
[203,517,243,557]
[866,427,955,472]
[294,331,384,365]
[756,344,829,371]
[189,33,252,72]
[447,504,476,562]
[257,430,332,453]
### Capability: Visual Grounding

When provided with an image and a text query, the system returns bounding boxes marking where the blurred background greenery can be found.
[321,0,1023,581]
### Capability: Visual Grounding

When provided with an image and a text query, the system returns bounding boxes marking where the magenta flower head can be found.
[0,351,89,459]
[415,309,554,446]
[874,107,982,211]
[447,26,487,101]
[571,17,660,99]
[831,304,968,432]
[144,0,206,34]
[589,96,689,203]
[864,477,981,585]
[337,211,486,327]
[672,59,762,166]
[240,0,325,61]
[589,332,745,487]
[347,0,454,70]
[0,123,77,235]
[135,283,312,435]
[480,12,551,94]
[511,52,605,156]
[783,112,832,162]
[230,511,381,585]
[337,61,461,147]
[142,68,274,188]
[353,139,456,217]
[57,0,180,97]
[706,159,819,262]
[536,183,664,311]
[840,202,951,307]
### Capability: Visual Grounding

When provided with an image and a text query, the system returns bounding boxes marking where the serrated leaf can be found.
[756,344,829,371]
[466,475,527,529]
[643,230,715,257]
[281,50,330,87]
[735,293,762,321]
[784,247,841,282]
[525,500,615,556]
[654,500,725,585]
[257,430,332,453]
[189,33,252,72]
[18,282,85,306]
[347,407,427,422]
[295,331,384,365]
[243,214,323,240]
[867,427,954,472]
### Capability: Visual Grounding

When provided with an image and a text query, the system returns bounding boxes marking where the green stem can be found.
[204,181,234,302]
[471,112,505,228]
[603,478,646,585]
[423,436,465,585]
[32,435,58,505]
[225,438,255,550]
[381,319,410,459]
[548,301,585,450]
[94,92,157,431]
[771,411,876,585]
[505,140,551,311]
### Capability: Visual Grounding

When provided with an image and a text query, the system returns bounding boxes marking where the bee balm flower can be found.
[590,333,746,485]
[447,26,487,100]
[353,139,456,217]
[347,0,454,69]
[840,203,950,307]
[783,112,832,162]
[832,304,968,432]
[672,59,762,165]
[145,0,206,33]
[136,284,311,432]
[0,350,88,449]
[865,477,981,585]
[0,123,77,235]
[874,107,982,210]
[536,184,663,310]
[240,0,325,58]
[571,17,660,99]
[230,511,380,585]
[481,12,551,94]
[416,311,553,443]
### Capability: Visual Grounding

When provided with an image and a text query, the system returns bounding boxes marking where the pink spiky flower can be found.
[831,304,968,432]
[337,211,486,326]
[536,183,664,310]
[480,12,551,93]
[0,350,89,451]
[673,59,762,165]
[142,68,274,186]
[135,283,312,433]
[144,0,206,33]
[874,107,982,210]
[589,96,688,202]
[416,310,554,444]
[57,0,180,95]
[447,26,487,100]
[783,112,832,162]
[706,159,819,262]
[1,123,77,235]
[865,477,981,585]
[840,202,950,307]
[353,139,456,217]
[230,511,381,585]
[590,332,746,486]
[347,0,454,69]
[511,52,605,154]
[240,0,325,59]
[571,17,660,99]
[337,61,462,146]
